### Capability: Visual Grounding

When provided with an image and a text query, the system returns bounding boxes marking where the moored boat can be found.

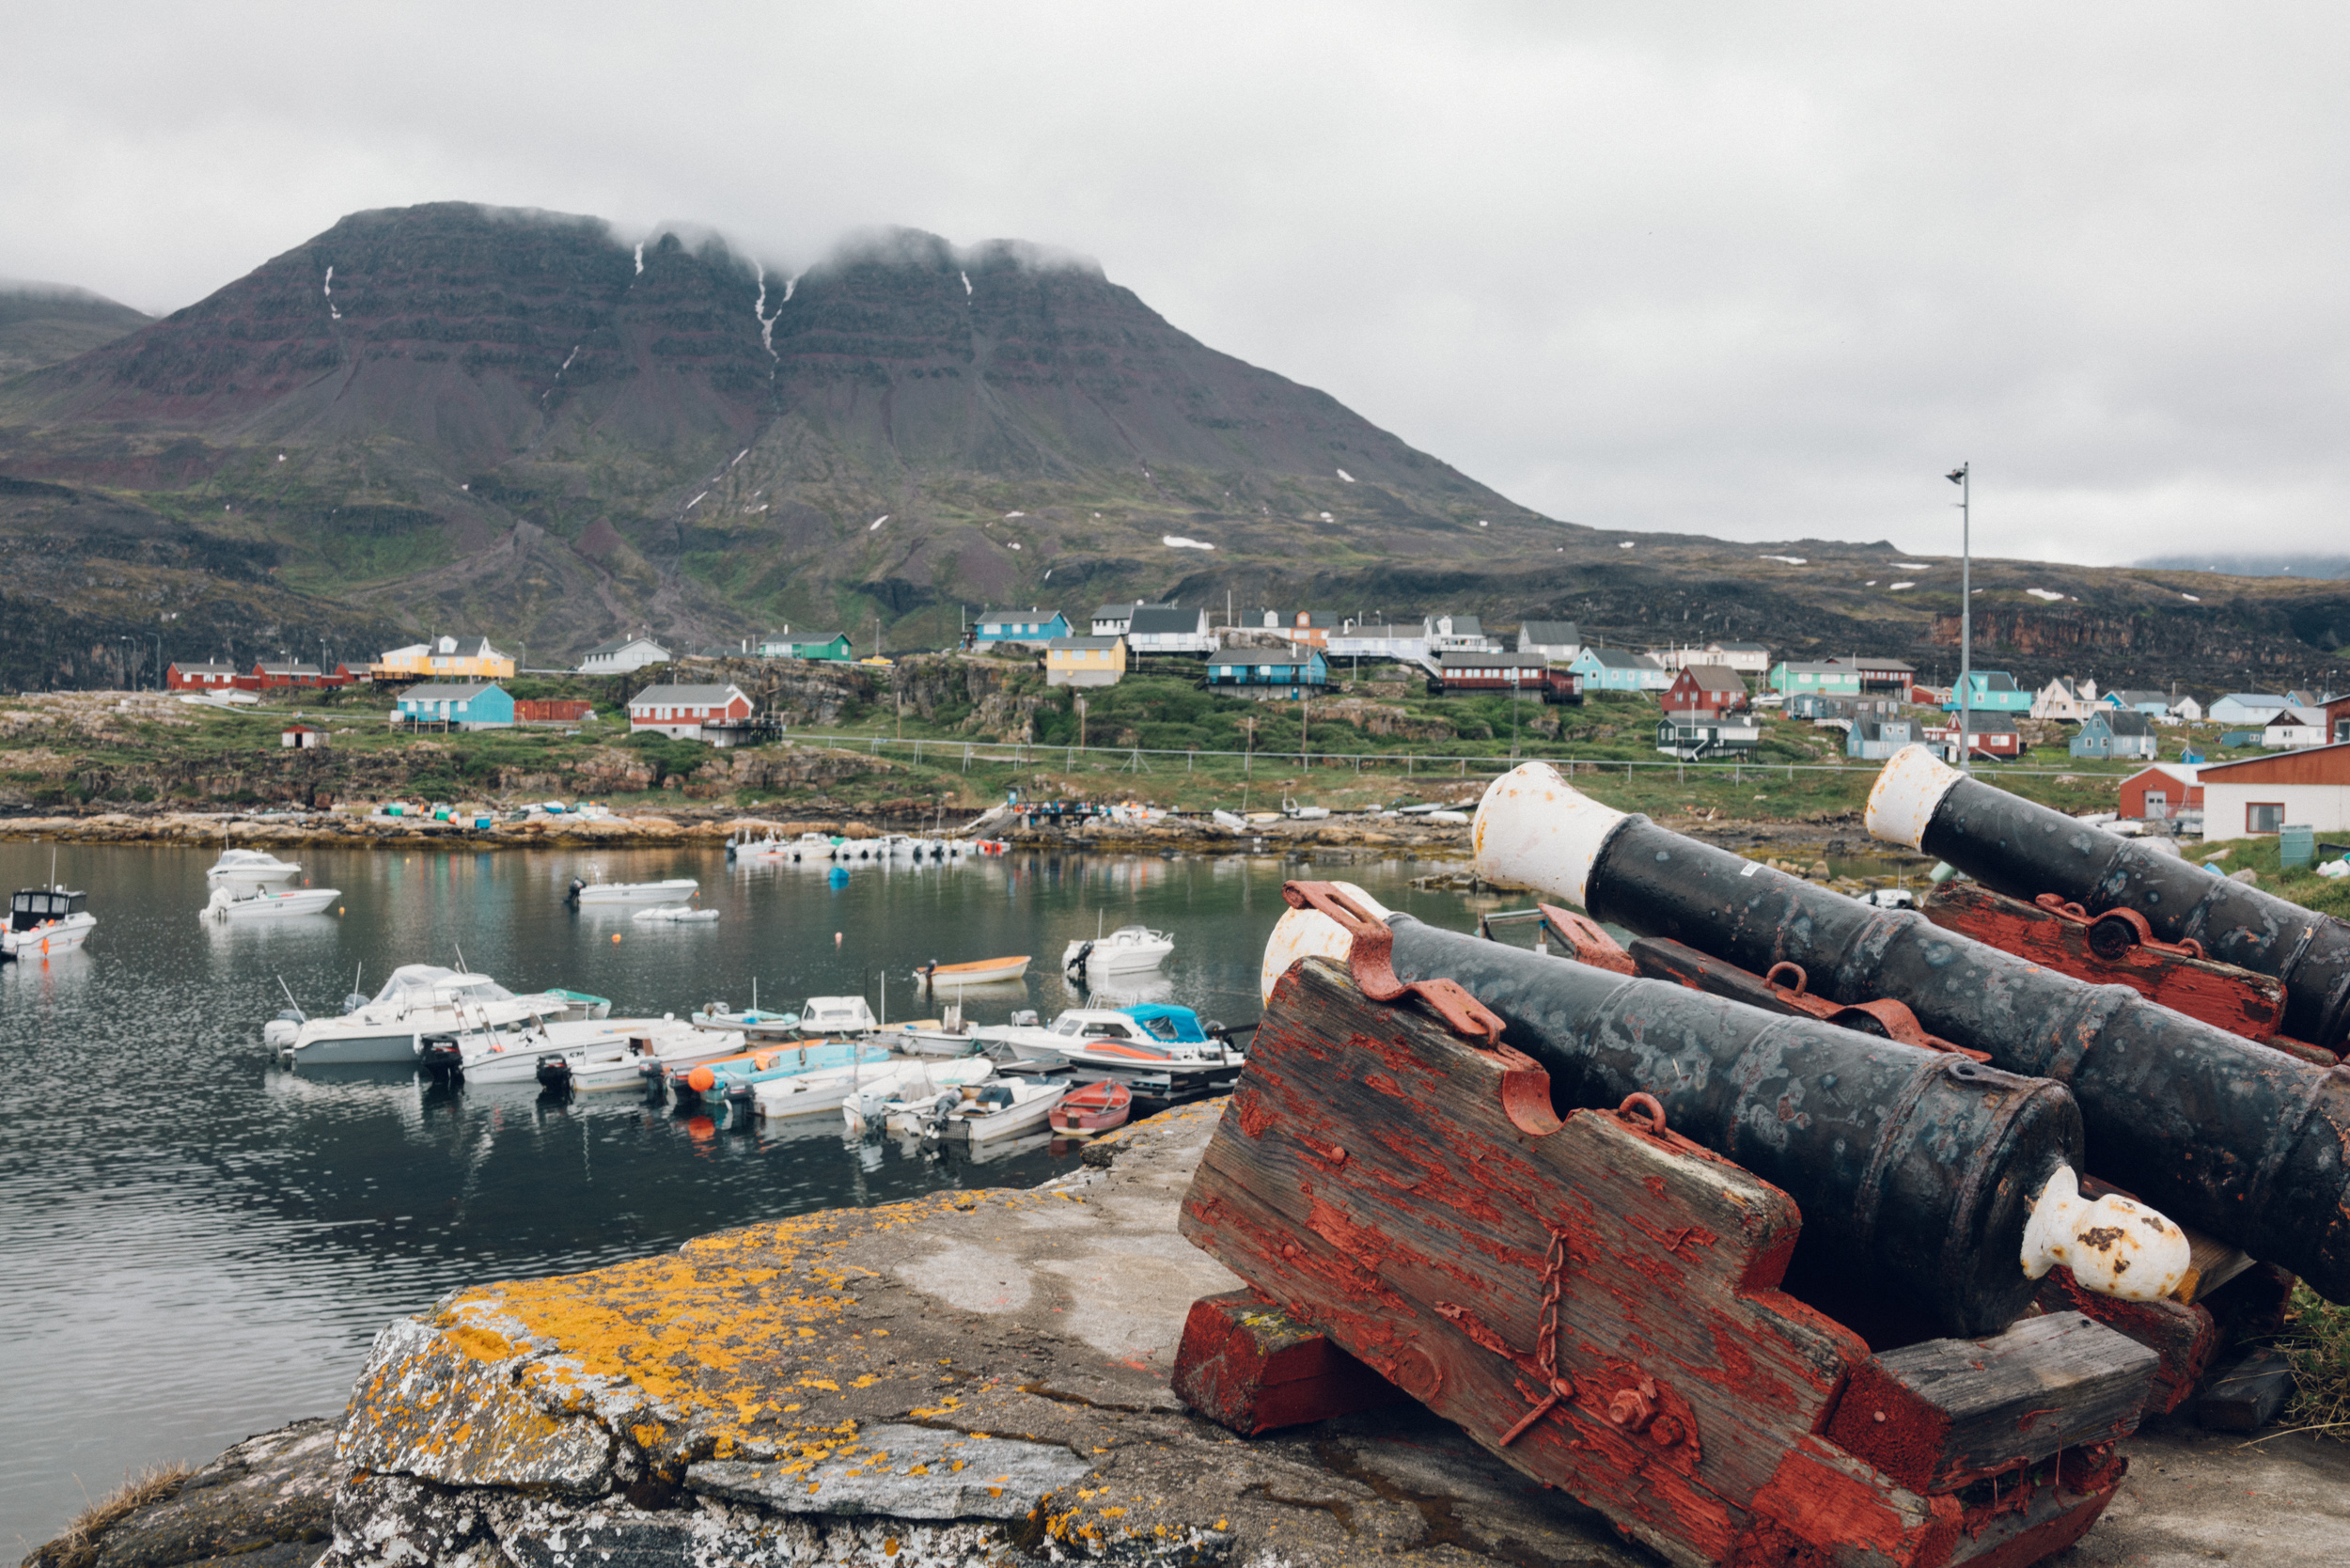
[924,1079,1068,1143]
[567,870,699,904]
[1048,1079,1133,1136]
[842,1057,996,1137]
[632,903,720,923]
[914,954,1030,988]
[202,885,340,920]
[278,966,606,1064]
[207,849,302,882]
[1062,925,1173,980]
[752,1057,927,1120]
[669,1039,892,1105]
[2,883,95,961]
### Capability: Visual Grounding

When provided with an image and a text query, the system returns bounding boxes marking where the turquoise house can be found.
[1767,659,1863,697]
[1944,671,2031,714]
[1207,647,1329,699]
[758,631,854,660]
[972,608,1071,648]
[1569,647,1670,693]
[396,682,514,730]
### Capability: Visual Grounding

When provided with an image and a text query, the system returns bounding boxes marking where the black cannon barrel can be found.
[1865,745,2350,1053]
[1472,761,2350,1303]
[1367,913,2082,1337]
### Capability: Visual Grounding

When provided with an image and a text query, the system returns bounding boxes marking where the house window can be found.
[2248,803,2285,834]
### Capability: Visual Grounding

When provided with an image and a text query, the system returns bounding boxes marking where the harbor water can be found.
[0,839,1473,1550]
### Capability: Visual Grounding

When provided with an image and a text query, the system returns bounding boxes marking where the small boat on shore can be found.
[2,882,96,961]
[632,903,719,923]
[202,885,340,920]
[567,870,699,904]
[843,1057,996,1137]
[1062,925,1173,981]
[207,849,302,883]
[1048,1079,1133,1136]
[924,1079,1068,1143]
[753,1057,927,1120]
[915,955,1030,988]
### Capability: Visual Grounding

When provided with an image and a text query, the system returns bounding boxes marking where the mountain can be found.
[3,201,2349,695]
[0,281,150,379]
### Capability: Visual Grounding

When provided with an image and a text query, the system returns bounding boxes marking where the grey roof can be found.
[1712,641,1770,652]
[258,663,322,675]
[1434,615,1483,635]
[1332,623,1425,639]
[1519,620,1581,644]
[399,682,505,700]
[763,630,848,645]
[1089,604,1139,621]
[2107,690,2168,706]
[1127,604,1208,635]
[174,661,237,674]
[1049,636,1123,651]
[1674,666,1747,693]
[2089,711,2155,737]
[1964,671,2021,692]
[977,607,1065,625]
[582,636,666,657]
[1946,712,2019,732]
[1580,647,1657,669]
[629,683,745,705]
[1437,651,1546,669]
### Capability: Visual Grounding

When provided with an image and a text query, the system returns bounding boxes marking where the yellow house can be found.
[376,635,515,682]
[1045,635,1126,688]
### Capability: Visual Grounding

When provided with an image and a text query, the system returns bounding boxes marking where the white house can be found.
[1327,620,1433,662]
[2264,707,2328,749]
[580,636,671,675]
[2209,693,2296,727]
[1427,615,1496,655]
[2170,694,2204,724]
[2031,677,2101,721]
[1653,641,1773,676]
[1089,603,1142,637]
[2199,743,2350,841]
[1517,620,1582,663]
[627,682,755,745]
[1124,604,1217,655]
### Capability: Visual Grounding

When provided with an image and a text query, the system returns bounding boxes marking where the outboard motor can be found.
[565,876,587,903]
[1064,940,1095,980]
[419,1034,465,1079]
[1009,1009,1040,1027]
[340,992,368,1015]
[535,1054,573,1092]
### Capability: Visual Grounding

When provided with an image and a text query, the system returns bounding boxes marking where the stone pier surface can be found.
[30,1103,2350,1568]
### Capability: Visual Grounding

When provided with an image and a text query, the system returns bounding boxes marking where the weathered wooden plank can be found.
[1822,1312,2156,1493]
[2194,1348,2296,1433]
[1920,881,2292,1047]
[2032,1269,2216,1414]
[1169,1290,1402,1434]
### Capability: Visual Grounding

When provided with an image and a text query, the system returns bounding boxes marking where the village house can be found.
[1654,713,1762,761]
[1206,646,1329,700]
[1572,646,1672,693]
[972,608,1071,649]
[279,724,328,750]
[577,636,670,675]
[1847,718,1921,760]
[251,661,355,691]
[1089,604,1141,637]
[1788,692,1901,722]
[1123,604,1217,655]
[1653,641,1773,675]
[2071,710,2158,760]
[1226,609,1335,650]
[166,661,240,692]
[1326,620,1433,662]
[1767,659,1860,697]
[2208,693,2296,726]
[1945,670,2032,714]
[393,682,514,731]
[756,630,854,660]
[1850,655,1917,695]
[1516,620,1583,663]
[2030,677,2101,722]
[626,682,755,745]
[2104,690,2175,721]
[1427,652,1576,699]
[2198,743,2350,841]
[1923,712,2023,760]
[2170,694,2205,724]
[2264,707,2328,749]
[1044,636,1127,688]
[1662,666,1748,718]
[1426,614,1496,655]
[2326,694,2350,745]
[2119,762,2202,825]
[378,635,515,682]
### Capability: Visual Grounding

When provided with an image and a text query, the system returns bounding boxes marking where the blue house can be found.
[1847,718,1919,760]
[395,682,514,730]
[1206,647,1329,700]
[2102,689,2172,719]
[1944,670,2031,714]
[1570,647,1670,693]
[971,607,1070,648]
[2072,709,2157,760]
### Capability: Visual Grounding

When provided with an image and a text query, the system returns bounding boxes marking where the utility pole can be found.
[1948,463,1972,775]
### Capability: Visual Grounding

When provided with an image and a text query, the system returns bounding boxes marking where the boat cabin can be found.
[9,886,86,933]
[799,996,880,1035]
[1047,1005,1211,1044]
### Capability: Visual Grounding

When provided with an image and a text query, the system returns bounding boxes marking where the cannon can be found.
[1469,760,2350,1305]
[1261,884,2188,1337]
[1176,899,2167,1568]
[1869,745,2350,1055]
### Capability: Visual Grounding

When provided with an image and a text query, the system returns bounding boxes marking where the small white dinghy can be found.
[754,1058,925,1120]
[202,885,340,921]
[632,903,720,923]
[208,848,302,883]
[923,1079,1069,1144]
[568,869,699,904]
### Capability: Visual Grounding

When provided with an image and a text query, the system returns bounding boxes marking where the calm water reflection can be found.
[0,839,1473,1547]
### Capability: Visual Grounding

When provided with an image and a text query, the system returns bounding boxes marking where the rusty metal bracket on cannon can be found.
[1618,931,1992,1063]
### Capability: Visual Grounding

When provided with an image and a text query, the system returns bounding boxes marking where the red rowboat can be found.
[1048,1078,1133,1136]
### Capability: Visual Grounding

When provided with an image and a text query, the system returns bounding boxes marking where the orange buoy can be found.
[835,932,843,947]
[612,933,622,944]
[688,1065,717,1092]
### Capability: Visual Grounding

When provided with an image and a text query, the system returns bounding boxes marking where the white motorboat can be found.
[976,1004,1245,1099]
[207,849,302,883]
[726,830,793,863]
[632,903,720,923]
[924,1079,1068,1143]
[439,1018,746,1090]
[2,883,96,961]
[790,833,837,861]
[842,1057,995,1137]
[567,870,699,904]
[278,965,605,1064]
[798,996,879,1035]
[202,885,340,921]
[754,1057,926,1120]
[1062,925,1173,980]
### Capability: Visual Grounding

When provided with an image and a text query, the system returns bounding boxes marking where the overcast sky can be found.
[8,2,2349,565]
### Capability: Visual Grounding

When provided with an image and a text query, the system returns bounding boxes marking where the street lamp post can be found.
[1947,463,1972,776]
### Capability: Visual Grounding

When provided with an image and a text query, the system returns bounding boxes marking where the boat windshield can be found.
[373,964,516,1007]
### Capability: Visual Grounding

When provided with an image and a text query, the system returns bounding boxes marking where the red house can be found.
[243,662,354,691]
[627,682,755,745]
[516,698,594,725]
[167,661,240,691]
[2118,762,2202,823]
[1663,666,1747,718]
[1921,714,2023,760]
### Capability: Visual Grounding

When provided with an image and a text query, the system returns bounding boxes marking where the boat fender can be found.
[687,1065,717,1093]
